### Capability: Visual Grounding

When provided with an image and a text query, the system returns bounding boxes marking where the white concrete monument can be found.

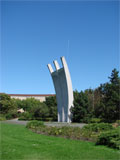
[47,56,74,123]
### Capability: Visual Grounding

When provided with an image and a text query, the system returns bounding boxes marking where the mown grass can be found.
[0,122,120,160]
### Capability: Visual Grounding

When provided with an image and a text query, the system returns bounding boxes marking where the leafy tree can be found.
[14,99,23,109]
[16,97,51,120]
[45,96,57,121]
[0,93,18,118]
[22,98,41,112]
[0,93,11,101]
[31,103,49,120]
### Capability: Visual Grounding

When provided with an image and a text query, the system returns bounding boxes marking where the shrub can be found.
[89,118,102,123]
[44,118,53,122]
[0,114,6,121]
[96,127,120,149]
[83,123,113,132]
[26,120,44,129]
[5,110,18,120]
[6,113,13,120]
[41,126,82,139]
[26,121,119,149]
[18,116,28,121]
[82,117,91,123]
[18,112,32,121]
[47,126,62,136]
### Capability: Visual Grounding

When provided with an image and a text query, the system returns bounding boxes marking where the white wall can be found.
[10,95,49,102]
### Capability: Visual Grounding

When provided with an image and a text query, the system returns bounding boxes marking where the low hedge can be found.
[89,118,102,123]
[26,121,119,149]
[83,123,113,132]
[18,112,33,121]
[26,120,44,129]
[18,112,53,122]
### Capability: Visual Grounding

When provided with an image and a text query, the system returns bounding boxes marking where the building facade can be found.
[5,94,55,102]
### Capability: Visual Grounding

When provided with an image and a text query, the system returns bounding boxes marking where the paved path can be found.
[3,118,28,125]
[45,122,86,128]
[3,119,86,128]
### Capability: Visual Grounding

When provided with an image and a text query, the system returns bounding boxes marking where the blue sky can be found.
[1,1,119,94]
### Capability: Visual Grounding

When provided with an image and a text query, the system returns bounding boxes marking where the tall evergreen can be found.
[94,68,120,122]
[71,91,90,122]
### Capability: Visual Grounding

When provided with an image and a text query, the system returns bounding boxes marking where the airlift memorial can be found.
[47,56,74,123]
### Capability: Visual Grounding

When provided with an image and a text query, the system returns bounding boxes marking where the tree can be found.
[71,91,90,122]
[31,103,49,120]
[0,93,11,101]
[95,68,120,122]
[14,98,23,109]
[109,68,119,85]
[45,96,57,121]
[71,69,120,123]
[84,89,94,116]
[22,98,41,112]
[0,93,18,118]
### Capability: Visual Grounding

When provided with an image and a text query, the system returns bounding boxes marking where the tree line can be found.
[0,93,57,121]
[0,68,119,123]
[71,68,120,123]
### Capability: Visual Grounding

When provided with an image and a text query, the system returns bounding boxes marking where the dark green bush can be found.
[5,110,18,120]
[18,116,28,121]
[6,113,13,120]
[18,112,33,121]
[31,117,53,121]
[26,120,44,129]
[44,117,53,122]
[82,117,91,123]
[0,114,6,121]
[83,123,113,132]
[96,127,120,149]
[89,118,102,123]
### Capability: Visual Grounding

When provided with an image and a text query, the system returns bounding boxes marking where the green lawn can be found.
[0,123,119,160]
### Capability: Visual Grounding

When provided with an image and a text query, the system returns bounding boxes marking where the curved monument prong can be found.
[53,60,60,71]
[61,56,74,122]
[47,64,54,74]
[47,56,74,123]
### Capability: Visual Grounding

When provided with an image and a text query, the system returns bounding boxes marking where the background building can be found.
[1,93,55,102]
